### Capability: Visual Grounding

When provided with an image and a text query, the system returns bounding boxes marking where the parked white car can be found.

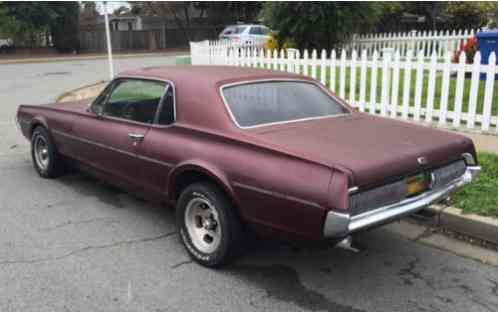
[219,24,271,47]
[0,38,13,52]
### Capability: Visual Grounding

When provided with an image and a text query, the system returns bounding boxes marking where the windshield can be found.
[222,81,349,128]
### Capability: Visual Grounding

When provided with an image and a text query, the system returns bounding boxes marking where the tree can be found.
[130,2,263,40]
[1,2,80,52]
[443,2,492,30]
[80,2,99,32]
[49,2,80,52]
[260,2,382,50]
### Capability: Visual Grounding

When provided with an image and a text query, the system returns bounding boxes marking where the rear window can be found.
[222,81,349,128]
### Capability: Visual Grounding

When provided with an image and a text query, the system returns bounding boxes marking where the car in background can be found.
[0,38,13,53]
[219,24,271,47]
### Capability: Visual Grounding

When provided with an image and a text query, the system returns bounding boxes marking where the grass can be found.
[316,66,498,117]
[452,152,498,218]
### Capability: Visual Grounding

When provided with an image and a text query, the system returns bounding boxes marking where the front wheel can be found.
[31,126,64,178]
[176,182,244,267]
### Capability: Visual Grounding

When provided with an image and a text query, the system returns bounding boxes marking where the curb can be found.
[0,50,188,65]
[420,205,498,245]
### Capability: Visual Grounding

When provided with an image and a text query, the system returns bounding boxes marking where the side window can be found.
[103,79,166,124]
[157,85,175,125]
[261,27,270,35]
[249,27,260,35]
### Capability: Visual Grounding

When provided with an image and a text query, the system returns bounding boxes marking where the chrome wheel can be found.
[34,135,49,171]
[184,197,222,254]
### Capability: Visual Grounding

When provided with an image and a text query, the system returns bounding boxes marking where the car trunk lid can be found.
[246,113,474,187]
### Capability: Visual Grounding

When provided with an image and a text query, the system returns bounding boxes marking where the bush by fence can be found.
[191,40,498,133]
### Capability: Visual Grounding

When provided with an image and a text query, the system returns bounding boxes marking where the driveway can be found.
[1,56,498,311]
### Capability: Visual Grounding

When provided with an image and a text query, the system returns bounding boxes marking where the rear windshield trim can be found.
[219,79,351,129]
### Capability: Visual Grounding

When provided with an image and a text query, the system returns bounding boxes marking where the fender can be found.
[167,159,240,208]
[29,115,50,136]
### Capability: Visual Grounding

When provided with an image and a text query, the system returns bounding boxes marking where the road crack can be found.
[0,231,177,267]
[171,259,193,269]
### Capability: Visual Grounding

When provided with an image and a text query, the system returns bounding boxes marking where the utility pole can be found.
[103,1,114,80]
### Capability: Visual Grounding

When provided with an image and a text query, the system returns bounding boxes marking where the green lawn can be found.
[452,152,498,218]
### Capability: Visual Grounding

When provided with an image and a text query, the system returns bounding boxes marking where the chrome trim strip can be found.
[323,166,481,238]
[219,78,352,129]
[233,181,323,209]
[52,129,174,168]
[348,186,359,194]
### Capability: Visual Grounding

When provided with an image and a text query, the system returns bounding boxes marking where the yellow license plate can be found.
[407,173,430,196]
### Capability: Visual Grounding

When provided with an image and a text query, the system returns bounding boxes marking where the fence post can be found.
[320,49,327,86]
[339,49,346,99]
[401,50,413,120]
[380,48,393,116]
[329,50,336,91]
[369,50,379,114]
[390,50,401,118]
[410,30,417,52]
[413,51,425,121]
[438,51,452,126]
[359,49,367,112]
[482,52,496,131]
[350,49,357,106]
[425,51,438,123]
[467,52,481,129]
[311,49,318,79]
[453,51,466,127]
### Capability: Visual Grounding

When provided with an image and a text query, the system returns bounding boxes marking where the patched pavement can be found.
[1,57,497,311]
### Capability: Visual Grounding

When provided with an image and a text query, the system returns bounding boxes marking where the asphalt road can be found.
[1,56,498,311]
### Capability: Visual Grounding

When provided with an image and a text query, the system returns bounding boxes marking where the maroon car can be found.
[17,66,480,267]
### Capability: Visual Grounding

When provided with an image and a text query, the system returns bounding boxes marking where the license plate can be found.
[406,172,430,196]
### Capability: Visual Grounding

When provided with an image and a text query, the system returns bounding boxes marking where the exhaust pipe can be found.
[335,236,362,253]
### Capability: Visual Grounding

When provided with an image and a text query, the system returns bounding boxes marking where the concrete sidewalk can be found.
[462,132,498,154]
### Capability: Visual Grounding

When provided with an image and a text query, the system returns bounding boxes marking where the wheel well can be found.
[173,170,224,201]
[30,123,44,137]
[172,169,244,223]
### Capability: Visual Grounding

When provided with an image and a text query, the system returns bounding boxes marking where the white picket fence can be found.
[349,29,476,58]
[190,41,498,132]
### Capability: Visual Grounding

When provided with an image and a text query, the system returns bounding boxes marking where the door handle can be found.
[128,133,145,143]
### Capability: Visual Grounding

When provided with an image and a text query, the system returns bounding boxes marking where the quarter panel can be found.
[143,125,332,239]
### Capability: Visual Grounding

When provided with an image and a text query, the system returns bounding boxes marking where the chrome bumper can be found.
[323,166,481,238]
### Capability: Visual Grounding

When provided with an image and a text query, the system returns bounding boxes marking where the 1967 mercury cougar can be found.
[17,66,481,267]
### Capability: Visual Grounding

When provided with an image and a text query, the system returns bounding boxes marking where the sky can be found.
[95,1,130,14]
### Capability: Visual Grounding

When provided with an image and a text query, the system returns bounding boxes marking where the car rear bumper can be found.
[323,165,481,238]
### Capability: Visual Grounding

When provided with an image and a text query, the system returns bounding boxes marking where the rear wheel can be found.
[176,182,244,267]
[31,126,64,178]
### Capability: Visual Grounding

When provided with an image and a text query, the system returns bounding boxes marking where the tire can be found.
[176,182,244,267]
[31,126,64,178]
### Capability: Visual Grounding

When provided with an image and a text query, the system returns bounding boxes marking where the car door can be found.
[133,84,177,198]
[71,78,168,191]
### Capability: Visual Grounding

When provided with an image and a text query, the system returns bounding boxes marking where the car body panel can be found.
[17,66,478,240]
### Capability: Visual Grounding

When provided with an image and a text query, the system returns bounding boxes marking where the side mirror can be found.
[87,105,103,118]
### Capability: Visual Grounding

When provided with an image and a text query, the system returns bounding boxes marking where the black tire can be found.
[31,126,64,178]
[176,182,244,267]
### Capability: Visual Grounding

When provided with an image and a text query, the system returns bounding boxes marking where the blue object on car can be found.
[476,30,498,80]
